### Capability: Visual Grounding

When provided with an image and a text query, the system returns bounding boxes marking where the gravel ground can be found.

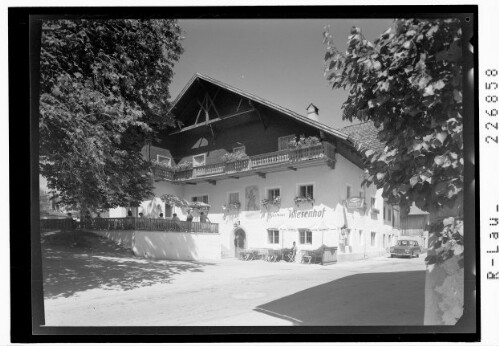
[42,231,426,326]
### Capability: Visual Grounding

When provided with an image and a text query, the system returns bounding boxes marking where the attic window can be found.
[233,145,246,154]
[192,153,206,167]
[156,155,171,167]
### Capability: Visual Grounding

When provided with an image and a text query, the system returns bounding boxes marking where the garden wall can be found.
[132,231,221,261]
[91,229,221,261]
[89,230,135,249]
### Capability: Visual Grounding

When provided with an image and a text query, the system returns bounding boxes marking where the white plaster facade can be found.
[111,154,399,261]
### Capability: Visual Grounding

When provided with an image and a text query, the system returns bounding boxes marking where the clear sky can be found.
[169,18,394,130]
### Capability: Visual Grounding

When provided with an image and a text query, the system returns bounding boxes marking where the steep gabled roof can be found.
[168,73,350,141]
[340,121,385,154]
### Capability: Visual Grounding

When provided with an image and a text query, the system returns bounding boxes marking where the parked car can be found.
[390,240,421,258]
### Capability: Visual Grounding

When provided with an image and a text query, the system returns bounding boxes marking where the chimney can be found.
[306,103,319,121]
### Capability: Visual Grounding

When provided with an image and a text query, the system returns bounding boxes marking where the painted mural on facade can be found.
[245,185,259,211]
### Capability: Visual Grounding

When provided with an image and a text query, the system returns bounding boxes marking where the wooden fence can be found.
[88,217,219,233]
[40,217,219,233]
[40,218,77,231]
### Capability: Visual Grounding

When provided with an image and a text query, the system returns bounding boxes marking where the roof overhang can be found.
[167,73,350,142]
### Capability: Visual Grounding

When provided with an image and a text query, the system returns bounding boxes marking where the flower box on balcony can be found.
[261,196,281,209]
[228,201,241,210]
[189,201,211,211]
[221,151,248,163]
[294,195,314,207]
[160,194,189,208]
[151,159,173,169]
[174,161,193,172]
[288,135,321,150]
[151,161,175,180]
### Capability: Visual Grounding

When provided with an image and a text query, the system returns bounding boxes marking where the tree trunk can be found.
[424,195,464,325]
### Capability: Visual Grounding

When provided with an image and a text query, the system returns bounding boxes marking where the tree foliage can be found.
[323,18,463,214]
[39,19,183,211]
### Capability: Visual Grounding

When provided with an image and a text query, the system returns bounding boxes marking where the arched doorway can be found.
[234,228,246,258]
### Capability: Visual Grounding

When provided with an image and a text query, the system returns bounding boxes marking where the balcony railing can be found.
[153,142,336,182]
[251,149,290,168]
[194,162,225,177]
[152,166,175,180]
[88,217,219,234]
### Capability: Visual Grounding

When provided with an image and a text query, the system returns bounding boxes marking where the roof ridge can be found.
[340,121,372,130]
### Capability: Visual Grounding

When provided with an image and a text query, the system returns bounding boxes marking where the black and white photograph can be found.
[6,3,483,343]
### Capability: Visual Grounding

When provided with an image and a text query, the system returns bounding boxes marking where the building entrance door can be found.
[234,228,246,258]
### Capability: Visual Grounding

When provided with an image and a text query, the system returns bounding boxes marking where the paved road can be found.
[44,253,426,326]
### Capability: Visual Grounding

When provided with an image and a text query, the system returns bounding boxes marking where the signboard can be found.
[344,197,365,210]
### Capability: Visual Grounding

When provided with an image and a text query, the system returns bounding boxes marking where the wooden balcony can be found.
[153,142,336,184]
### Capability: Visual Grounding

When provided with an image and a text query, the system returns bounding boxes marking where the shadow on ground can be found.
[255,270,425,326]
[41,231,215,299]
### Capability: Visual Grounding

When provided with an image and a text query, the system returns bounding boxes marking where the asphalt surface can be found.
[43,239,426,326]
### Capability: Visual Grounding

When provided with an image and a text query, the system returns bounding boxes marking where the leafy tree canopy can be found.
[324,18,463,214]
[39,19,184,211]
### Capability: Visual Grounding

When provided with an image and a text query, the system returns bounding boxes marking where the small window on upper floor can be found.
[268,188,280,200]
[156,155,171,167]
[298,184,313,199]
[278,135,295,151]
[192,153,206,167]
[346,185,351,199]
[228,192,240,204]
[371,197,376,208]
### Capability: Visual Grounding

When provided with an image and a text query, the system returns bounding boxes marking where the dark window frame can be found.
[228,192,240,204]
[268,188,280,200]
[298,184,314,199]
